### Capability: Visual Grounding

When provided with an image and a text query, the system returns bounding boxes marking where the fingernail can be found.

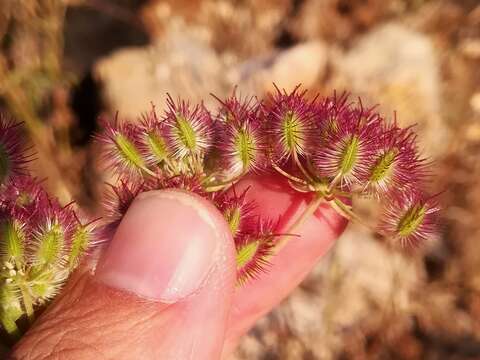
[95,189,226,302]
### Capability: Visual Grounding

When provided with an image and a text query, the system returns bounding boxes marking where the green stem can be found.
[1,315,20,339]
[330,198,373,230]
[293,152,315,183]
[272,163,307,185]
[140,166,157,178]
[273,192,325,254]
[204,171,246,192]
[19,283,34,323]
[328,172,342,192]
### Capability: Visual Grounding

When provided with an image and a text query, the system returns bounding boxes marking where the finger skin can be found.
[12,192,236,360]
[223,175,348,354]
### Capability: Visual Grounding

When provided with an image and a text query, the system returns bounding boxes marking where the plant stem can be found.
[272,163,307,184]
[141,166,157,178]
[328,172,342,192]
[1,315,20,339]
[204,171,246,192]
[19,283,34,323]
[330,198,373,230]
[273,192,325,254]
[293,152,314,183]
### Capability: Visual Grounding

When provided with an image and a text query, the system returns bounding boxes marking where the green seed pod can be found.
[29,267,66,302]
[96,120,152,177]
[0,219,25,265]
[281,111,307,157]
[32,222,65,268]
[165,96,212,160]
[396,204,427,238]
[174,115,197,154]
[145,132,170,164]
[224,207,242,237]
[369,150,397,183]
[0,282,23,335]
[339,136,360,176]
[114,133,147,171]
[68,225,92,270]
[236,240,260,269]
[235,236,274,285]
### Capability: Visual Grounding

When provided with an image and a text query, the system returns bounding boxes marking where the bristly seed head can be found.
[164,95,213,160]
[68,215,99,270]
[265,85,317,164]
[139,107,172,167]
[92,87,440,287]
[361,123,429,197]
[96,117,147,178]
[214,187,256,238]
[379,192,440,248]
[215,94,266,177]
[314,105,381,187]
[235,220,276,285]
[30,203,74,268]
[0,215,26,266]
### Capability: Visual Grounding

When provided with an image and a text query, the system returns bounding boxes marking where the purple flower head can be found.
[235,219,277,285]
[314,91,350,138]
[103,181,140,222]
[163,95,213,161]
[1,176,49,212]
[213,186,257,238]
[95,116,147,179]
[214,94,267,177]
[379,191,440,248]
[138,106,172,168]
[314,102,382,188]
[265,85,317,165]
[361,121,429,198]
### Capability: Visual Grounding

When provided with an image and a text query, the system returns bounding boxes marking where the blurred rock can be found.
[333,23,449,156]
[460,38,480,59]
[465,123,480,142]
[95,33,330,117]
[289,0,408,44]
[470,93,480,114]
[141,0,290,59]
[94,23,228,118]
[229,41,329,95]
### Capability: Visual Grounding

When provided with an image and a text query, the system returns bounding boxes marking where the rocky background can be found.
[1,0,480,358]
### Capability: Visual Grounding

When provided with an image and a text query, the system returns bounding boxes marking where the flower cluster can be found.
[0,114,97,338]
[97,85,440,285]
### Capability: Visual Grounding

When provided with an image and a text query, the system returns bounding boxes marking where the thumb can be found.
[12,190,236,360]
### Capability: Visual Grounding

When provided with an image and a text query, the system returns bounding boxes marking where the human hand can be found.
[11,174,347,359]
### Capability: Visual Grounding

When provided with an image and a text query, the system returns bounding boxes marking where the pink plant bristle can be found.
[0,115,98,310]
[95,85,440,283]
[0,84,442,338]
